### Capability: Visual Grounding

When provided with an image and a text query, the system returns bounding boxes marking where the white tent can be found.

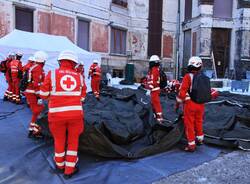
[0,29,101,98]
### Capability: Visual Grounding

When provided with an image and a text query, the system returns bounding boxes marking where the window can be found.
[111,27,126,55]
[185,0,193,21]
[15,7,33,32]
[112,0,128,8]
[238,0,250,8]
[77,19,89,51]
[213,0,233,18]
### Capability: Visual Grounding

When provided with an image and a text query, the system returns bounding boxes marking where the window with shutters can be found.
[185,0,193,21]
[111,27,127,55]
[112,0,128,8]
[213,0,233,18]
[77,19,89,51]
[15,7,33,32]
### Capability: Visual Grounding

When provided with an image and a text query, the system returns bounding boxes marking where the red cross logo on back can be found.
[60,75,77,91]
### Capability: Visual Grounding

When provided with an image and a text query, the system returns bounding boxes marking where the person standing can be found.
[176,56,208,152]
[1,53,14,101]
[40,50,86,179]
[23,56,35,73]
[147,55,163,123]
[10,52,22,104]
[25,51,47,138]
[88,60,101,100]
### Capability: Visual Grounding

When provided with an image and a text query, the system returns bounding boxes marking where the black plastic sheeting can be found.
[0,100,221,184]
[38,88,250,160]
[204,92,250,150]
[38,87,184,159]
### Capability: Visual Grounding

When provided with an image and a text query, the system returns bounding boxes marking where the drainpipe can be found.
[175,0,181,79]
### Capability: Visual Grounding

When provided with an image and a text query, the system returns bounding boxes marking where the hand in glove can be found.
[37,99,43,105]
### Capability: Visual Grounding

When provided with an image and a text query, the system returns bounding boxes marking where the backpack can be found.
[159,68,168,89]
[0,60,7,73]
[19,70,29,92]
[189,72,211,104]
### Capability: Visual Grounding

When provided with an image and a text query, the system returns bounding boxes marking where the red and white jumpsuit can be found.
[10,59,22,103]
[176,72,204,149]
[88,63,101,99]
[76,65,87,98]
[1,59,13,100]
[24,63,45,134]
[40,60,86,175]
[147,66,163,122]
[23,60,34,73]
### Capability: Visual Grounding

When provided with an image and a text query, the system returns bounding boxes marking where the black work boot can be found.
[63,167,79,179]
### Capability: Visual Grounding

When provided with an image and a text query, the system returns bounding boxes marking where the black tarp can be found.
[38,88,250,159]
[38,87,184,159]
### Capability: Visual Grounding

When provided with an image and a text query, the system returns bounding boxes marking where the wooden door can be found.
[212,28,231,78]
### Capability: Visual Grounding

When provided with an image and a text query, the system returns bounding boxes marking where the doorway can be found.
[212,28,231,78]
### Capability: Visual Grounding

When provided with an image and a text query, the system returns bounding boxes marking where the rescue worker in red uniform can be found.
[23,56,35,73]
[25,51,47,138]
[76,61,87,99]
[88,60,101,100]
[40,50,86,179]
[176,56,218,152]
[147,55,163,123]
[10,53,23,104]
[1,53,14,101]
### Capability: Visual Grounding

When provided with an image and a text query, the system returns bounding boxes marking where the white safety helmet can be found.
[188,56,202,68]
[58,50,78,64]
[34,51,48,63]
[16,51,23,57]
[8,52,16,59]
[93,60,101,65]
[149,55,160,63]
[28,56,35,62]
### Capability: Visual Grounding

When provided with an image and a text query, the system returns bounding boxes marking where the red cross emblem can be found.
[60,75,77,91]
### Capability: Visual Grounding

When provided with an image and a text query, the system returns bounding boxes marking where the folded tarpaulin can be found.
[38,87,184,159]
[38,88,250,160]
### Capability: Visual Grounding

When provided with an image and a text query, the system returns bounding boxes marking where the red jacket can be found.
[89,64,101,79]
[147,66,160,91]
[10,59,22,80]
[40,61,86,122]
[23,61,34,72]
[24,63,45,95]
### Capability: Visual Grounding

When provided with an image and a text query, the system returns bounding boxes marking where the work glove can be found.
[37,99,43,105]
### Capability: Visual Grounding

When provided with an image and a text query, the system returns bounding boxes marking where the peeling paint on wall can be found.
[129,31,147,59]
[91,22,108,53]
[163,34,173,58]
[0,2,11,38]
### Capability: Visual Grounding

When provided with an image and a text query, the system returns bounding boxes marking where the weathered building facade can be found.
[179,0,250,79]
[0,0,177,80]
[0,0,249,79]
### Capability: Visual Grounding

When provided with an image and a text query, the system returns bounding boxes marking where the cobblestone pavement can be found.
[154,150,250,184]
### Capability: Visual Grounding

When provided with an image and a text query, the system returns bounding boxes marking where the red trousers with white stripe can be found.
[183,100,205,145]
[91,77,100,98]
[25,93,44,131]
[49,118,84,175]
[4,79,13,99]
[150,90,162,114]
[12,78,21,102]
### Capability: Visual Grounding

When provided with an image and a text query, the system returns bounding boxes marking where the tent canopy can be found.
[0,29,101,97]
